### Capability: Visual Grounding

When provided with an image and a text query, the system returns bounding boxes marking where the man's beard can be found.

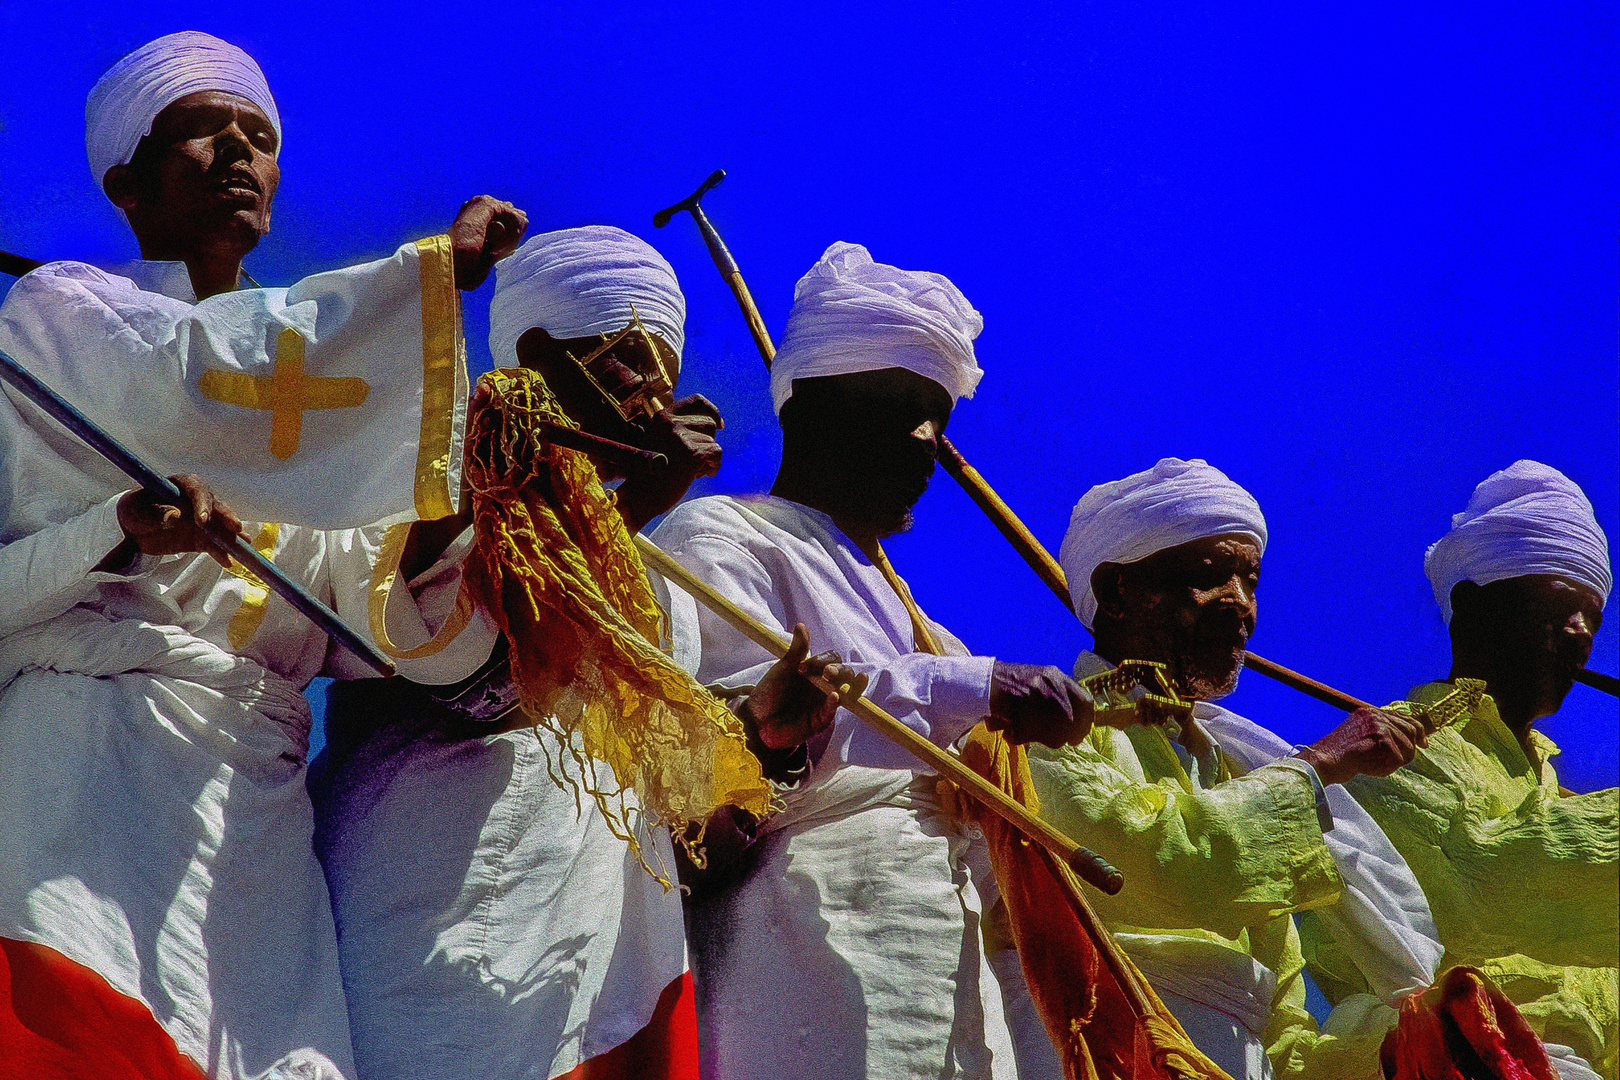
[1134,617,1247,701]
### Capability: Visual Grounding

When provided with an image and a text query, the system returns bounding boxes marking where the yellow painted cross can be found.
[198,328,370,460]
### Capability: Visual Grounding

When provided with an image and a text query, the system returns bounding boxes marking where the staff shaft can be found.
[0,251,43,278]
[0,346,396,677]
[1574,667,1620,697]
[667,184,1373,714]
[632,533,1126,896]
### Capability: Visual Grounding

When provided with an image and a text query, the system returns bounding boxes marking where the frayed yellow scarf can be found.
[461,368,770,881]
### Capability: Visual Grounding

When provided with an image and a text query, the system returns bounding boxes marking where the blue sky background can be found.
[2,0,1615,789]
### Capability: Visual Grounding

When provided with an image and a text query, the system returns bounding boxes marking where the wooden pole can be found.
[1574,667,1620,697]
[632,533,1127,896]
[657,177,1373,715]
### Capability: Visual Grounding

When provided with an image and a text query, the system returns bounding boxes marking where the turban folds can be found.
[86,31,281,193]
[1425,460,1612,623]
[1061,457,1268,629]
[489,226,686,370]
[770,241,983,415]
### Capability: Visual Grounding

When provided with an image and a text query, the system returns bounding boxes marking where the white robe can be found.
[0,259,485,1079]
[650,494,1016,1080]
[309,696,690,1080]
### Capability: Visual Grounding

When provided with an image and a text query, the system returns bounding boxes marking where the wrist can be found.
[1295,745,1349,786]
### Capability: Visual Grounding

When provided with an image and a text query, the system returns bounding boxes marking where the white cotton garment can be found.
[1424,459,1612,623]
[488,225,686,368]
[86,30,281,191]
[649,495,1015,1080]
[769,241,983,414]
[1059,457,1268,628]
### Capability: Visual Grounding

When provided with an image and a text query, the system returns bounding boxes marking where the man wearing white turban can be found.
[0,30,527,1078]
[1029,457,1444,1079]
[651,241,1096,1080]
[309,226,859,1080]
[1348,461,1617,1080]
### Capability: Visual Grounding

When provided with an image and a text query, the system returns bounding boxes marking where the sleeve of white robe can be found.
[657,530,994,771]
[322,524,499,684]
[0,493,164,636]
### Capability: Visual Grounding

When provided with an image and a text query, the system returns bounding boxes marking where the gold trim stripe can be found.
[368,522,476,660]
[414,234,464,520]
[226,523,281,650]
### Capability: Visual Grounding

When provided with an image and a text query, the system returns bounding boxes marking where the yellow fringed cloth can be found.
[866,546,1229,1079]
[461,369,771,878]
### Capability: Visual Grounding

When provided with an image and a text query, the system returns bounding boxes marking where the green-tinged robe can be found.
[1027,654,1399,1080]
[1344,683,1619,1079]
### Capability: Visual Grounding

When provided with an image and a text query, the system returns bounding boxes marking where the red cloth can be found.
[0,937,209,1080]
[559,972,700,1080]
[1380,966,1557,1080]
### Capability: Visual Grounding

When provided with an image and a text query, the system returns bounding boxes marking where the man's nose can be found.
[213,121,256,164]
[1213,574,1256,611]
[1563,612,1598,660]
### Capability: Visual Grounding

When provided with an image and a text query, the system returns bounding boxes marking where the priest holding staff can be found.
[0,31,522,1078]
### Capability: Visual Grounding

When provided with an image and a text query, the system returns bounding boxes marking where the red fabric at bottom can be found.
[0,937,209,1080]
[558,972,700,1080]
[1380,966,1557,1080]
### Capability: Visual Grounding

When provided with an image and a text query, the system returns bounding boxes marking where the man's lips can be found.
[214,173,261,198]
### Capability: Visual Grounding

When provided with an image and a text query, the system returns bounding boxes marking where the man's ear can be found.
[101,164,141,212]
[512,326,558,373]
[1091,562,1128,621]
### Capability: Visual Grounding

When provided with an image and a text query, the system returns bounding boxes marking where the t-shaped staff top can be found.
[654,168,774,361]
[652,168,727,230]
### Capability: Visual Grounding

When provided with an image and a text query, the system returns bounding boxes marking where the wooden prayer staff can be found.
[1574,667,1620,697]
[654,171,1374,715]
[632,532,1128,896]
[0,345,397,677]
[0,250,43,278]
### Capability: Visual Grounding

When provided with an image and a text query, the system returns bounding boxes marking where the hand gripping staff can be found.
[631,534,1220,1039]
[632,532,1125,893]
[656,174,1372,713]
[0,345,397,676]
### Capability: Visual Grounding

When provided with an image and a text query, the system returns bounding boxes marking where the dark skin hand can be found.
[987,662,1095,748]
[1093,532,1431,780]
[97,475,246,571]
[1448,574,1604,760]
[448,196,528,291]
[741,623,868,751]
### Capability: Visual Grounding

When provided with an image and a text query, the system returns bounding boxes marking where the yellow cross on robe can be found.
[198,328,370,460]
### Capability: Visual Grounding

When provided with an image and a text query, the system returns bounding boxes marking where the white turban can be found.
[489,226,686,370]
[1060,458,1269,629]
[770,241,983,415]
[1425,460,1612,623]
[85,31,281,193]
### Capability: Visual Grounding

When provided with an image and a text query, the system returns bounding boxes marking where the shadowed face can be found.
[513,323,679,478]
[1092,533,1262,701]
[1450,573,1604,722]
[779,368,954,539]
[104,90,279,258]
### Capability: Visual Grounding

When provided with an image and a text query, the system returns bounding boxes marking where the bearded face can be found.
[1091,534,1262,701]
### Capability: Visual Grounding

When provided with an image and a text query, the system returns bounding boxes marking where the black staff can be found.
[0,345,396,677]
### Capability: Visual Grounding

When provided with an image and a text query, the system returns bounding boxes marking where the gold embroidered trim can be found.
[413,234,465,520]
[225,522,281,649]
[367,521,475,660]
